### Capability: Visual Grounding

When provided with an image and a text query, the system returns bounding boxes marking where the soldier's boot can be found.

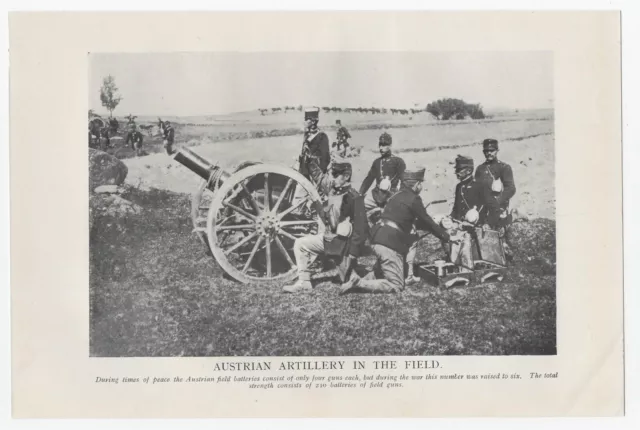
[283,280,313,294]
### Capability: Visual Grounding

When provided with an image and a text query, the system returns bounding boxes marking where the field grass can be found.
[90,187,556,357]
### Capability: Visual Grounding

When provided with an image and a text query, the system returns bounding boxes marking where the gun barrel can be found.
[173,147,230,184]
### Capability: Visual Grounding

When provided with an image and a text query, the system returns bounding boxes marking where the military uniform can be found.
[359,132,406,211]
[441,155,489,267]
[451,178,487,223]
[284,161,367,293]
[162,123,176,154]
[298,108,331,180]
[474,139,516,228]
[341,169,451,294]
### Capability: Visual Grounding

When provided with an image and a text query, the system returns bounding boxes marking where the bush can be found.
[426,98,485,120]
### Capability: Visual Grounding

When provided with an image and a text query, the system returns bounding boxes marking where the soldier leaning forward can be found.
[340,168,459,294]
[359,132,406,211]
[298,107,331,180]
[474,138,516,230]
[283,160,367,294]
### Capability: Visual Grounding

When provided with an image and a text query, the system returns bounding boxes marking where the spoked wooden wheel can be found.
[206,164,322,285]
[191,179,215,255]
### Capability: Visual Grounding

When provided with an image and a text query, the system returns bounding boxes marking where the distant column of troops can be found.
[285,107,516,294]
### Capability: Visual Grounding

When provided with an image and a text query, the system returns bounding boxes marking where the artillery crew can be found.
[298,107,331,180]
[284,160,367,294]
[340,168,459,294]
[474,138,516,231]
[359,132,406,211]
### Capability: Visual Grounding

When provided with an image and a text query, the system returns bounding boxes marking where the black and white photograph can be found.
[89,51,556,357]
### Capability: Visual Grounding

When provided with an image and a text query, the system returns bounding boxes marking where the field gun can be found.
[172,147,322,285]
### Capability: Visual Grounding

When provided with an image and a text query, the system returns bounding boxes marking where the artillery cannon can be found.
[172,147,323,285]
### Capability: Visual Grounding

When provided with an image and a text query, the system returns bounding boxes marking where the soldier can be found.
[283,160,367,294]
[298,107,331,181]
[340,168,460,294]
[163,120,175,155]
[475,139,516,241]
[439,155,490,267]
[332,126,351,158]
[359,132,406,212]
[125,118,138,149]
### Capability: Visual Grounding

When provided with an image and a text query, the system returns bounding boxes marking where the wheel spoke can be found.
[274,236,295,268]
[216,224,256,231]
[222,201,257,221]
[278,229,299,242]
[242,236,263,273]
[264,173,270,212]
[279,220,318,227]
[240,181,262,215]
[272,178,293,213]
[223,231,258,255]
[265,237,272,278]
[277,198,308,220]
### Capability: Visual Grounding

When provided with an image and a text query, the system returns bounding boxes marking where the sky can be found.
[89,51,553,117]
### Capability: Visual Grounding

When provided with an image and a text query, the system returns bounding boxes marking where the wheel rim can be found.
[206,164,321,284]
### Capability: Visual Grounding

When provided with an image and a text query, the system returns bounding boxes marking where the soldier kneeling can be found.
[283,161,367,294]
[340,168,461,294]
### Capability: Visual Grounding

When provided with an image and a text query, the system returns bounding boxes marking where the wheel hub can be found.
[256,212,280,237]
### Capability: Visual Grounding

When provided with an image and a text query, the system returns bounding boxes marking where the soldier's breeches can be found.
[358,244,405,293]
[293,234,325,281]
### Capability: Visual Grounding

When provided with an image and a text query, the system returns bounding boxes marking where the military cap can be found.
[402,167,426,181]
[455,155,474,170]
[379,132,392,146]
[304,107,320,120]
[331,161,352,176]
[482,138,499,150]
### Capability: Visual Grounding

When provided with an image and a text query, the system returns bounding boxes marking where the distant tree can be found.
[426,98,485,120]
[99,75,122,118]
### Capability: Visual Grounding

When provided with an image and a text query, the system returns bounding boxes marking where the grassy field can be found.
[90,109,557,357]
[90,187,556,357]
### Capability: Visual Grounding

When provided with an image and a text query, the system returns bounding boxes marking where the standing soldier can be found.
[163,120,175,155]
[475,139,516,246]
[298,107,331,181]
[125,117,137,149]
[283,159,367,294]
[359,132,406,213]
[332,125,351,159]
[340,168,460,294]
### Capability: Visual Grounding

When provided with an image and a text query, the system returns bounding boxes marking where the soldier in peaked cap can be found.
[298,107,331,180]
[283,159,367,294]
[340,167,461,294]
[436,155,493,267]
[359,132,407,212]
[475,138,516,231]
